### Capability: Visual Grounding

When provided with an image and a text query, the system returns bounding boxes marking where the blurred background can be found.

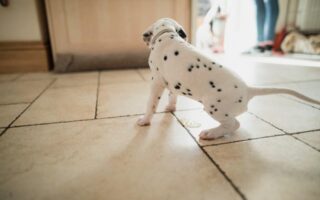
[0,0,319,74]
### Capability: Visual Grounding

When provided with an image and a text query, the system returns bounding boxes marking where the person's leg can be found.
[264,0,279,43]
[254,0,266,43]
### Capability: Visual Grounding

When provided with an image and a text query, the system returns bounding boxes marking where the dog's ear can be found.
[177,28,187,40]
[209,20,213,33]
[142,31,153,45]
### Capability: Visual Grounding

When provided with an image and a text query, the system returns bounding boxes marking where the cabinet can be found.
[45,0,191,71]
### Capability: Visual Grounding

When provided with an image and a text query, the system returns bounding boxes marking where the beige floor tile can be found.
[226,62,320,85]
[249,95,320,133]
[205,136,320,200]
[0,104,28,127]
[295,131,320,150]
[274,81,320,108]
[51,72,98,88]
[0,74,21,82]
[137,68,152,81]
[0,80,52,104]
[19,71,99,88]
[174,110,284,146]
[0,114,241,200]
[97,82,202,118]
[100,69,143,84]
[13,85,96,126]
[18,72,57,80]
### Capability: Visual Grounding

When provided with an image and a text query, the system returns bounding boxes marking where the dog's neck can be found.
[150,28,175,45]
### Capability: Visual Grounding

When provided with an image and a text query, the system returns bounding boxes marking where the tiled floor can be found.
[0,61,320,200]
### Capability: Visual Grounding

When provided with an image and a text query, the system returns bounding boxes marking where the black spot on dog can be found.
[151,47,154,50]
[158,39,162,42]
[212,62,215,65]
[175,85,180,90]
[187,89,191,92]
[177,82,181,86]
[197,58,200,62]
[217,99,221,103]
[217,89,222,92]
[210,111,213,115]
[225,114,229,117]
[196,65,200,68]
[203,64,207,68]
[188,93,192,96]
[164,55,167,61]
[174,51,179,56]
[156,67,159,71]
[188,64,194,72]
[238,99,242,103]
[158,96,161,100]
[151,77,154,80]
[208,67,212,71]
[209,81,215,88]
[234,85,238,88]
[214,108,218,112]
[182,92,187,95]
[211,105,215,108]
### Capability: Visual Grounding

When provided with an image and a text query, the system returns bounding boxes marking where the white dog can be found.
[137,18,320,140]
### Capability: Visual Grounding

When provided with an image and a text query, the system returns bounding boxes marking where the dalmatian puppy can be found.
[137,18,320,140]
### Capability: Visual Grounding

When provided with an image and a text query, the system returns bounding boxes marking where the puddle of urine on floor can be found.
[180,118,201,128]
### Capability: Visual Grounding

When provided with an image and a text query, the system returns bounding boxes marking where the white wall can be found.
[0,0,43,41]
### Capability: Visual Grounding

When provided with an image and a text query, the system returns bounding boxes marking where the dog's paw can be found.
[199,130,214,140]
[165,105,176,112]
[137,117,151,126]
[199,129,224,140]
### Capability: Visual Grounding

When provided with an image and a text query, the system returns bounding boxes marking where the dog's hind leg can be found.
[165,92,177,112]
[137,78,165,126]
[199,107,240,140]
[199,117,240,140]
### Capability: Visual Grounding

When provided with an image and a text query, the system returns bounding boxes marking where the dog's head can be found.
[142,18,187,47]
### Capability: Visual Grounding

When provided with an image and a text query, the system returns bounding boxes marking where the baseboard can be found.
[0,41,50,73]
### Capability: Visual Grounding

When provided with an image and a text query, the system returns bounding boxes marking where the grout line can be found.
[94,71,101,119]
[249,112,320,135]
[255,78,320,86]
[291,135,320,152]
[0,102,30,106]
[201,128,320,148]
[281,95,320,110]
[9,112,153,129]
[12,74,25,81]
[202,134,286,147]
[7,108,201,129]
[171,112,247,200]
[0,79,56,137]
[136,68,147,81]
[289,128,320,135]
[248,112,288,133]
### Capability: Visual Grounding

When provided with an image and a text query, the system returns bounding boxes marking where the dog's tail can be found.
[248,87,320,105]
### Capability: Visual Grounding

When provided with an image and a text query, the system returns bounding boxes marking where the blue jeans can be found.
[254,0,279,42]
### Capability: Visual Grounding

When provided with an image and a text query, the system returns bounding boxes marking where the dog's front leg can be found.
[137,78,165,126]
[165,92,177,112]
